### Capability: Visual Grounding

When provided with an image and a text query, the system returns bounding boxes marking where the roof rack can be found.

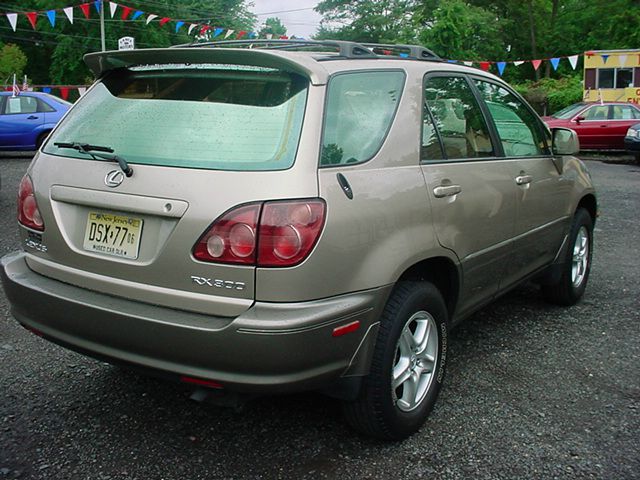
[171,39,442,62]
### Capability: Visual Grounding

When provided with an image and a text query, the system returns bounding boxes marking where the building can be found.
[583,49,640,103]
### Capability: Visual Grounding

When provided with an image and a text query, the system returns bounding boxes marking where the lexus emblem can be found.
[104,170,124,188]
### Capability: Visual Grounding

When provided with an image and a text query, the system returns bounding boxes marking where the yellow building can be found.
[583,49,640,103]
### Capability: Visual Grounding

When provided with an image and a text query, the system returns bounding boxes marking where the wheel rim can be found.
[391,311,439,413]
[571,226,589,288]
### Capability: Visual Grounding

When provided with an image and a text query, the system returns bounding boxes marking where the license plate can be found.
[83,212,143,259]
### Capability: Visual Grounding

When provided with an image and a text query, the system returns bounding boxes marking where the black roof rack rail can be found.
[360,43,441,61]
[172,39,377,59]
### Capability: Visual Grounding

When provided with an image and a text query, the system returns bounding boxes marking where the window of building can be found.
[597,69,615,89]
[616,68,634,88]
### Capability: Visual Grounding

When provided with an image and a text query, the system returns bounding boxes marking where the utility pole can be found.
[100,1,106,51]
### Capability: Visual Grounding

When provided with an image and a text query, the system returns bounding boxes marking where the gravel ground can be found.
[0,156,638,480]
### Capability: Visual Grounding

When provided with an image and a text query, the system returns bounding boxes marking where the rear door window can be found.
[44,65,308,171]
[3,95,38,114]
[320,71,405,166]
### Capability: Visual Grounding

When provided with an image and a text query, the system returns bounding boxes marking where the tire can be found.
[342,282,448,440]
[542,208,593,306]
[36,131,50,150]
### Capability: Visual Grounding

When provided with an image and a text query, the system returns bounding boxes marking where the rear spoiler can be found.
[84,48,328,85]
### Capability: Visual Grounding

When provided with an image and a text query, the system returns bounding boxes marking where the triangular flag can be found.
[145,14,157,24]
[497,62,506,76]
[188,23,196,34]
[199,25,209,35]
[550,58,560,70]
[213,27,223,37]
[225,29,235,39]
[601,54,609,64]
[109,2,118,18]
[80,3,91,19]
[568,55,578,70]
[237,30,247,39]
[78,87,87,96]
[158,17,171,26]
[531,59,542,71]
[463,61,473,67]
[249,32,257,39]
[479,61,490,71]
[266,33,273,40]
[121,6,132,20]
[279,35,288,39]
[6,13,17,32]
[26,12,38,30]
[513,60,524,66]
[447,59,458,64]
[46,10,56,27]
[175,21,184,32]
[94,0,102,13]
[619,54,627,67]
[131,10,143,20]
[42,87,52,94]
[59,87,70,101]
[63,7,74,24]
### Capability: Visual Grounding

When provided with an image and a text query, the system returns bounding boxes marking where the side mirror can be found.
[552,127,580,156]
[574,116,585,124]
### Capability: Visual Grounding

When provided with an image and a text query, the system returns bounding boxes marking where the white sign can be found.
[118,37,135,51]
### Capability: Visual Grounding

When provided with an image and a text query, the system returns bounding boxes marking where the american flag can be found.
[11,74,20,97]
[22,75,28,92]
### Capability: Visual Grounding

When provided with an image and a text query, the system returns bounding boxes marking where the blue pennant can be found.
[601,54,609,64]
[447,59,458,63]
[175,21,185,33]
[42,87,52,94]
[497,61,506,75]
[213,27,223,38]
[47,10,56,27]
[248,32,257,39]
[132,11,144,20]
[94,1,101,14]
[550,57,560,70]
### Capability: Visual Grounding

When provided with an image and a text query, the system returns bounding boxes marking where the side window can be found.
[3,96,38,115]
[612,105,640,120]
[424,76,494,160]
[320,71,405,166]
[37,99,56,113]
[474,80,548,157]
[583,105,610,121]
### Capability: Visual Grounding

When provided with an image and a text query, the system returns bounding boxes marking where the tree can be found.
[0,43,27,85]
[259,17,287,38]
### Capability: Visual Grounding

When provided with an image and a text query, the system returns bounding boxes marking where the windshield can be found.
[44,65,308,171]
[552,103,586,119]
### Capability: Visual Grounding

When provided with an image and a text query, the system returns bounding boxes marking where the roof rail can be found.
[172,39,377,59]
[360,43,441,61]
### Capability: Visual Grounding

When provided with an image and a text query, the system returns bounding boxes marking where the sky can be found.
[249,0,322,39]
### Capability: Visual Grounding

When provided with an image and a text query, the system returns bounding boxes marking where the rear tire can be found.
[542,208,593,305]
[342,282,448,440]
[36,131,50,150]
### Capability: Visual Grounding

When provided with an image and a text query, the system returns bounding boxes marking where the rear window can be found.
[44,65,308,171]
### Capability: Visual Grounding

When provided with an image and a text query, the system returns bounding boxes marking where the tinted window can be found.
[474,80,547,157]
[2,95,38,114]
[583,105,610,120]
[424,76,494,160]
[421,104,444,161]
[45,65,308,171]
[616,68,634,88]
[37,99,55,113]
[598,69,614,88]
[612,105,640,120]
[321,71,405,166]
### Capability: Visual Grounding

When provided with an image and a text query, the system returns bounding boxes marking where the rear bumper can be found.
[1,251,389,395]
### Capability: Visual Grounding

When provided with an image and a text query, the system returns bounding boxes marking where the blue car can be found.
[0,91,71,151]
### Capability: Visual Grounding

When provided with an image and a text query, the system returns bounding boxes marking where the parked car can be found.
[624,122,640,163]
[0,91,71,151]
[1,41,597,440]
[543,101,640,150]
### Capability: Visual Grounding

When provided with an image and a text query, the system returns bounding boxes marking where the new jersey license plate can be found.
[82,212,143,259]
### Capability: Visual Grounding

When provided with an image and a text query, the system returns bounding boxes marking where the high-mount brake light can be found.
[17,175,44,231]
[193,199,326,267]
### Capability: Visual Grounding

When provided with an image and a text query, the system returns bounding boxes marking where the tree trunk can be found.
[528,0,540,81]
[545,0,560,78]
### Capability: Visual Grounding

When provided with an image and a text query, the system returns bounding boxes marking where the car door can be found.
[608,104,640,149]
[0,95,44,148]
[572,105,611,149]
[420,74,517,317]
[472,78,573,289]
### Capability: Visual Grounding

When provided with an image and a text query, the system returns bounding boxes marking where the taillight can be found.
[193,199,326,267]
[17,175,44,231]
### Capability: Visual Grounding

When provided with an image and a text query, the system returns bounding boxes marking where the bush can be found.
[513,76,583,116]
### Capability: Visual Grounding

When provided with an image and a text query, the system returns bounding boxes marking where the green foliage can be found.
[259,17,287,38]
[513,75,583,114]
[0,43,28,84]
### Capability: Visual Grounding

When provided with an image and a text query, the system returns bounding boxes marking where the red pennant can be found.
[479,61,490,71]
[236,30,247,39]
[158,17,171,26]
[26,12,38,29]
[199,25,210,35]
[279,35,288,40]
[60,87,70,101]
[121,6,132,20]
[531,59,542,71]
[79,3,91,19]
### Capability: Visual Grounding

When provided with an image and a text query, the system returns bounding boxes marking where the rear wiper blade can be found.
[54,142,133,177]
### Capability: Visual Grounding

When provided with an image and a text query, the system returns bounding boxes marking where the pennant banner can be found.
[496,61,506,76]
[26,12,37,30]
[6,13,17,31]
[619,54,628,67]
[63,6,74,24]
[568,55,579,70]
[550,57,560,71]
[531,59,542,71]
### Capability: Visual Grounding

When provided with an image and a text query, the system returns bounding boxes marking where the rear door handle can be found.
[515,175,532,185]
[433,185,462,198]
[27,115,39,120]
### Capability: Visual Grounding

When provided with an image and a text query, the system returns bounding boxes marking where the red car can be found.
[543,102,640,150]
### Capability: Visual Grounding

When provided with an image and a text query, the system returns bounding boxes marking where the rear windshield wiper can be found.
[54,142,133,177]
